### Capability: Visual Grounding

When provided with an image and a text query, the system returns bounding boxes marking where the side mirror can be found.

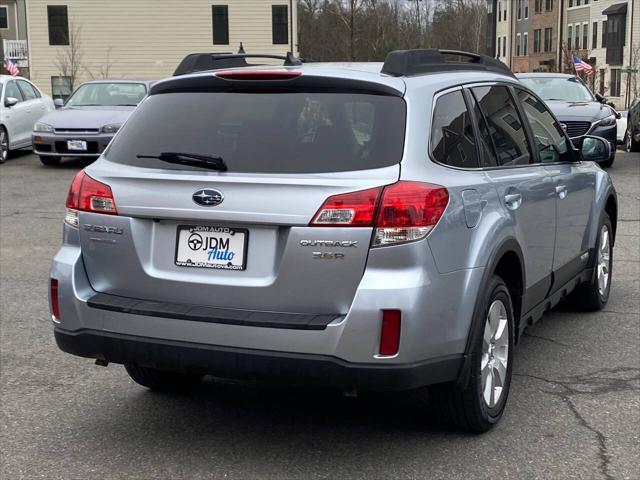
[579,135,611,162]
[54,98,64,108]
[615,111,622,119]
[4,97,19,108]
[595,93,606,104]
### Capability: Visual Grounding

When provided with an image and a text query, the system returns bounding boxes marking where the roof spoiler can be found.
[381,49,515,78]
[173,52,302,76]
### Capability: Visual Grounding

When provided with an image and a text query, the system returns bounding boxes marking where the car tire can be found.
[124,364,203,391]
[0,127,9,164]
[567,213,613,311]
[413,275,515,433]
[39,156,61,166]
[627,127,640,152]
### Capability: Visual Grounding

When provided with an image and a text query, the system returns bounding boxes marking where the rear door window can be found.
[515,88,572,164]
[470,86,532,167]
[430,90,479,168]
[105,92,406,174]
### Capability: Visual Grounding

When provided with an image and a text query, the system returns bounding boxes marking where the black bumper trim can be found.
[87,292,340,330]
[54,328,462,391]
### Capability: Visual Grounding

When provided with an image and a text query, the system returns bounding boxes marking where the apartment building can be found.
[23,0,298,97]
[0,0,28,76]
[496,0,513,66]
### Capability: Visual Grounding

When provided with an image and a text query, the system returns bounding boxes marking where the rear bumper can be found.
[54,327,462,391]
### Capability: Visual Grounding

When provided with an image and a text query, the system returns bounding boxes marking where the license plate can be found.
[175,226,247,270]
[67,140,87,151]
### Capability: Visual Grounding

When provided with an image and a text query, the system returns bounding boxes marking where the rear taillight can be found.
[379,310,401,356]
[64,170,117,227]
[50,278,60,321]
[310,181,448,246]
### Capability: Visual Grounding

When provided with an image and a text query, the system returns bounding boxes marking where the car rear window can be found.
[104,92,406,173]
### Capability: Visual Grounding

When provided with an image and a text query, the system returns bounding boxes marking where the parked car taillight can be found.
[310,181,448,246]
[64,170,117,227]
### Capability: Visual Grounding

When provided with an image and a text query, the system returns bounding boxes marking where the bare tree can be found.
[85,47,115,80]
[54,22,85,92]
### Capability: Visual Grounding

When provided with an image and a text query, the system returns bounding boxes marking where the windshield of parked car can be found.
[66,83,147,107]
[105,91,406,174]
[519,77,595,102]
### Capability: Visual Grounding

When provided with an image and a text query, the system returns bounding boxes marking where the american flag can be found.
[3,58,20,77]
[573,54,593,75]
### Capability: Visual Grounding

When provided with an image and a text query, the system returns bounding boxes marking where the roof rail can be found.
[173,52,302,76]
[381,49,514,78]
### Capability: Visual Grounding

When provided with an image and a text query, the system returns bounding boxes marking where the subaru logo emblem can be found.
[192,189,224,207]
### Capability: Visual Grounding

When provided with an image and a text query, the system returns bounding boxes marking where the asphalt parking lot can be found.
[1,151,638,480]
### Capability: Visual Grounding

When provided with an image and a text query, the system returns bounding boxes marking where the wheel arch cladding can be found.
[605,194,617,246]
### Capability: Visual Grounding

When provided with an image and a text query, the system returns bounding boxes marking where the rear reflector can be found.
[379,310,401,356]
[311,187,383,227]
[310,181,448,246]
[215,70,302,81]
[50,278,60,321]
[65,170,117,227]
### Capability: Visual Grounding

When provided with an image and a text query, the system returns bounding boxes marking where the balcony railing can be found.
[3,40,29,60]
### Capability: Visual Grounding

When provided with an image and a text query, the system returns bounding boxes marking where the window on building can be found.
[535,0,542,13]
[516,33,521,56]
[0,6,8,29]
[51,76,72,101]
[47,5,69,46]
[568,25,573,49]
[534,29,542,53]
[523,33,528,55]
[606,13,626,64]
[503,36,507,57]
[602,20,607,47]
[575,24,580,49]
[517,0,522,20]
[569,0,573,6]
[272,5,288,45]
[583,23,588,49]
[430,90,479,169]
[212,5,229,45]
[545,0,554,11]
[610,69,621,96]
[498,2,502,22]
[470,86,532,167]
[544,28,552,52]
[524,1,529,18]
[592,21,598,49]
[599,69,605,95]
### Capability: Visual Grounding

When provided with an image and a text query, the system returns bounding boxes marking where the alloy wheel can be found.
[481,300,509,409]
[597,225,611,297]
[0,130,7,163]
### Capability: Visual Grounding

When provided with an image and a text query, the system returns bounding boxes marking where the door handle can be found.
[504,193,522,210]
[555,185,567,199]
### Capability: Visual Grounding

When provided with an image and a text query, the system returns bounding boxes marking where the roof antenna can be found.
[238,42,245,54]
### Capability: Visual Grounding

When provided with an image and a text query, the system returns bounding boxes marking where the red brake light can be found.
[376,181,449,228]
[65,170,117,216]
[310,187,383,227]
[50,278,60,320]
[215,70,302,81]
[379,310,401,356]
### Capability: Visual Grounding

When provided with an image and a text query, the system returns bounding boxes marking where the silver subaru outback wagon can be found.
[50,50,617,432]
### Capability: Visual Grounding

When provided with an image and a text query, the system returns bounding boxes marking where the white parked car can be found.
[617,110,628,144]
[0,75,55,163]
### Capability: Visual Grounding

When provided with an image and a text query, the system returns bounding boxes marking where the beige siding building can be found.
[25,0,298,97]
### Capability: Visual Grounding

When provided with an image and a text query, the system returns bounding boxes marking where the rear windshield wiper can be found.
[136,152,227,171]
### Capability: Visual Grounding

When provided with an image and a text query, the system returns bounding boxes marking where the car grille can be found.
[54,128,100,134]
[562,121,592,138]
[54,141,101,154]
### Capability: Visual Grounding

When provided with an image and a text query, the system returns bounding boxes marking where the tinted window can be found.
[47,5,69,46]
[212,5,229,45]
[516,89,571,163]
[105,92,406,174]
[18,81,38,100]
[471,86,531,167]
[5,81,23,102]
[430,90,479,168]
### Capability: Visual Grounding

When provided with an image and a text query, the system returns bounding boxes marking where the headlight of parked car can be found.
[34,122,54,133]
[597,114,617,127]
[101,123,122,134]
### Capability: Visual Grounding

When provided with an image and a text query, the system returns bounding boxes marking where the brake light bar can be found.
[215,70,302,81]
[310,181,449,246]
